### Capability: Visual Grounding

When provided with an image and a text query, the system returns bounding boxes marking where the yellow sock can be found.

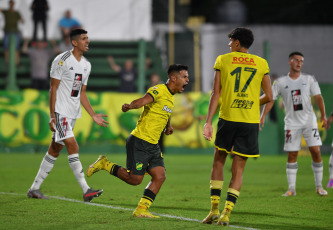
[223,188,240,213]
[210,180,223,212]
[103,161,114,173]
[137,197,153,210]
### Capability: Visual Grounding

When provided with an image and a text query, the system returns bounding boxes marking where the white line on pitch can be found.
[0,192,259,230]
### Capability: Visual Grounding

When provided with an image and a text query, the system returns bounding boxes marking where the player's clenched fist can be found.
[122,103,130,112]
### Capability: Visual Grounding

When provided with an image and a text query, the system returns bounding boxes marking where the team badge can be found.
[58,60,64,66]
[136,162,143,170]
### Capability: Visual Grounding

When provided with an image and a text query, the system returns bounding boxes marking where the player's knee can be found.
[154,174,166,184]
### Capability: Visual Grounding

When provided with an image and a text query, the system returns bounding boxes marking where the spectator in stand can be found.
[59,10,81,38]
[107,56,137,92]
[0,0,24,66]
[58,34,72,52]
[22,38,59,90]
[31,0,49,42]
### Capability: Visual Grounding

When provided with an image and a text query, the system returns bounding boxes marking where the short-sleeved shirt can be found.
[27,48,54,79]
[50,51,91,119]
[2,10,22,33]
[272,73,321,129]
[214,52,270,123]
[131,84,174,144]
[59,18,80,28]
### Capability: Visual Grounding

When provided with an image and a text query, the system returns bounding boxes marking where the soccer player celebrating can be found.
[202,28,273,226]
[27,29,108,201]
[261,51,328,197]
[86,64,189,218]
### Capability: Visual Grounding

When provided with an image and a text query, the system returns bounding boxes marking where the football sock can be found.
[104,161,120,177]
[137,189,156,210]
[210,180,223,212]
[68,154,89,193]
[30,152,57,190]
[286,162,298,191]
[223,188,240,213]
[311,161,323,188]
[329,153,333,180]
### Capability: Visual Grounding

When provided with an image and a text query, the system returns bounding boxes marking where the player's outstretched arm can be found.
[122,93,153,112]
[80,85,109,127]
[259,100,275,130]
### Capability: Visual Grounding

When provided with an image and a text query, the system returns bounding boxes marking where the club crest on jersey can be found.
[162,105,172,113]
[58,60,64,66]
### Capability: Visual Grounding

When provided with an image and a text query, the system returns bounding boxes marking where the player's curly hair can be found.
[228,27,254,49]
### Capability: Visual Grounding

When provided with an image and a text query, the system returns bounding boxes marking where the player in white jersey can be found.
[27,29,109,202]
[261,51,328,196]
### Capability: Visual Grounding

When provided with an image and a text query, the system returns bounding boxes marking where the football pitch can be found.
[0,152,332,229]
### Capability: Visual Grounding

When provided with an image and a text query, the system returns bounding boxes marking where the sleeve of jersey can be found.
[263,60,270,76]
[50,56,64,80]
[146,86,160,102]
[309,76,321,96]
[272,80,279,100]
[213,56,222,71]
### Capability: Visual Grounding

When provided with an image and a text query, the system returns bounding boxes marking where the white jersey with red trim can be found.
[50,51,91,119]
[272,73,321,129]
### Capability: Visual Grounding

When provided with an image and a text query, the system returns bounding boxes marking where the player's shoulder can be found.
[53,50,72,66]
[300,73,317,81]
[274,74,289,85]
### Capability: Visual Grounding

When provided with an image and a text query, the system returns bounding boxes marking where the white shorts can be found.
[284,128,322,152]
[52,113,76,145]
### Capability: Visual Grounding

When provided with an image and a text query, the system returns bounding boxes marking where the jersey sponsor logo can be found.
[232,57,256,66]
[136,162,143,170]
[162,105,172,113]
[230,99,254,109]
[71,73,83,97]
[291,89,303,111]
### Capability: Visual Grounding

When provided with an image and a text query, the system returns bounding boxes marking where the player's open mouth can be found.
[182,83,188,90]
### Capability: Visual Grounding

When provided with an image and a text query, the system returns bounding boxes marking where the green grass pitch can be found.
[0,152,332,229]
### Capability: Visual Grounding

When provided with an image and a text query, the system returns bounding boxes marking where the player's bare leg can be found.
[309,146,327,196]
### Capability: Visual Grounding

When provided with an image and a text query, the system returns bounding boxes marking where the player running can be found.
[27,29,108,202]
[261,51,328,197]
[86,64,189,218]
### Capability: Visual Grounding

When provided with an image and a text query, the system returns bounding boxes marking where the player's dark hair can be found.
[289,51,304,58]
[228,27,254,49]
[70,29,87,41]
[167,64,188,76]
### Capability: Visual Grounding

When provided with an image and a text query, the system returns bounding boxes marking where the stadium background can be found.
[1,0,333,155]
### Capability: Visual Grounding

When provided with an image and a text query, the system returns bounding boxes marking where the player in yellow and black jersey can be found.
[202,28,273,226]
[86,64,189,218]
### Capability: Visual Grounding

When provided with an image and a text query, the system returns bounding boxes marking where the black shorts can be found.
[214,118,259,157]
[126,134,165,175]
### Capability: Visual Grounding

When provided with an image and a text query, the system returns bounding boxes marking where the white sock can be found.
[30,153,57,190]
[312,161,323,188]
[286,162,298,191]
[68,154,89,193]
[329,153,333,180]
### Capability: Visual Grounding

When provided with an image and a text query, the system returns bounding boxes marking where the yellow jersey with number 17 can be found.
[214,52,269,124]
[131,84,174,144]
